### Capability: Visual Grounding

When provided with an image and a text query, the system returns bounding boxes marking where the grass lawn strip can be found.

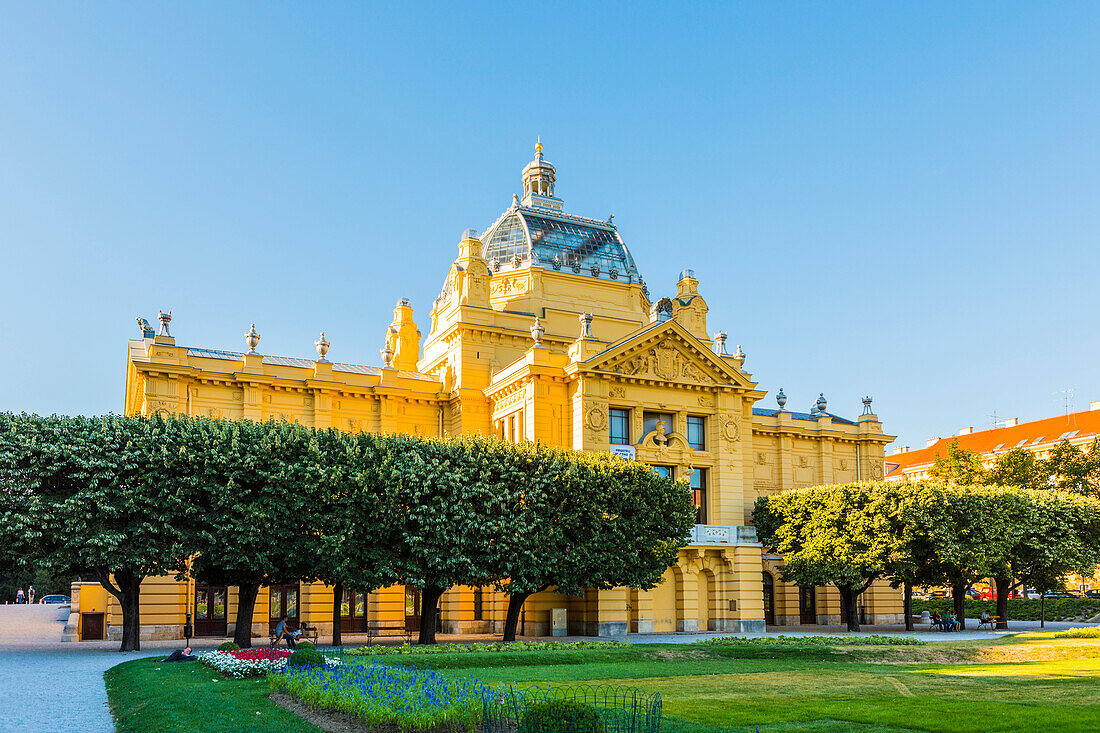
[105,657,319,733]
[106,634,1100,733]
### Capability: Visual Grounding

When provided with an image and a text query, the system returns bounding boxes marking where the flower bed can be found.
[269,659,494,729]
[198,648,342,679]
[346,639,629,656]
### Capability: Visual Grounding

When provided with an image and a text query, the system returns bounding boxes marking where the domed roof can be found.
[480,142,641,284]
[481,207,640,283]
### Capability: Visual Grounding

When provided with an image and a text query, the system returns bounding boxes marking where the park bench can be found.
[270,623,319,647]
[365,620,414,646]
[977,616,1000,630]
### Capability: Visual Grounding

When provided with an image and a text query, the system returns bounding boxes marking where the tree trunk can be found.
[417,585,446,645]
[503,590,535,642]
[234,580,261,648]
[994,576,1011,629]
[332,582,343,647]
[904,582,914,631]
[836,584,860,632]
[951,582,967,630]
[105,568,144,652]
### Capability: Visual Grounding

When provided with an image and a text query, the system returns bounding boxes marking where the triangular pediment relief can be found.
[583,320,752,388]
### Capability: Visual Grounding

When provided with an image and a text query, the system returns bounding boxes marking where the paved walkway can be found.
[0,606,162,732]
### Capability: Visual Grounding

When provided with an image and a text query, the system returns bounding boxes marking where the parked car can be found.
[1025,590,1042,600]
[1042,591,1082,599]
[38,595,70,604]
[1084,590,1100,599]
[926,590,950,600]
[965,589,982,600]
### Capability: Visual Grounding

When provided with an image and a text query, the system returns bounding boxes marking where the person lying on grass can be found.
[161,647,197,662]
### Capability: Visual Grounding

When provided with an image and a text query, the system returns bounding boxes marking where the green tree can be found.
[987,448,1047,491]
[1044,439,1100,496]
[185,418,332,649]
[988,488,1100,627]
[900,483,1013,629]
[378,435,516,645]
[317,430,398,647]
[0,413,195,651]
[754,482,904,632]
[929,439,987,485]
[498,449,694,642]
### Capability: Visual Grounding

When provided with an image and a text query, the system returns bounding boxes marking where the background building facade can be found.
[86,145,898,642]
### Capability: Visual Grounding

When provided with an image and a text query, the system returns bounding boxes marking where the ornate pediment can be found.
[586,320,752,388]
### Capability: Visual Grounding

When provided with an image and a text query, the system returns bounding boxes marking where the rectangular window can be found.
[609,408,630,445]
[652,465,674,479]
[687,416,706,450]
[473,586,484,621]
[643,411,675,439]
[690,468,708,524]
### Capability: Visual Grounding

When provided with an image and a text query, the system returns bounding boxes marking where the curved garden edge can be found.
[269,691,468,733]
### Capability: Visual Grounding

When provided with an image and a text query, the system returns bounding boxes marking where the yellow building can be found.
[94,144,898,642]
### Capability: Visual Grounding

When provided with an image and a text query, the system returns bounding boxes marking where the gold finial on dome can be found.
[535,136,543,155]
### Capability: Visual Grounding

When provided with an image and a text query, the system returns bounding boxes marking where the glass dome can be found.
[481,208,640,283]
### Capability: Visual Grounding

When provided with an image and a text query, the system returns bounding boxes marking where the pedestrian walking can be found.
[16,588,25,604]
[27,586,35,604]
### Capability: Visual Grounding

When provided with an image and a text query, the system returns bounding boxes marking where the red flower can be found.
[229,648,292,661]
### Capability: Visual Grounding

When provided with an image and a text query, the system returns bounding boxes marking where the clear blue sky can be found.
[2,3,1098,450]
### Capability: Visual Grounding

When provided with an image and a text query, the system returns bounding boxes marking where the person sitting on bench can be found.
[272,616,301,648]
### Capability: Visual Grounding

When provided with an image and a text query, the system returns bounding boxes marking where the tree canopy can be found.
[0,413,195,650]
[0,412,694,648]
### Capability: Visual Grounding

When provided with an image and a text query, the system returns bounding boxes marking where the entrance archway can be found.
[697,570,713,631]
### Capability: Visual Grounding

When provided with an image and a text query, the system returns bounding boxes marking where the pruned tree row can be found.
[0,413,696,651]
[753,481,1100,631]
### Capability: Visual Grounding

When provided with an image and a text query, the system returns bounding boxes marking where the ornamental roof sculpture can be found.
[480,142,641,284]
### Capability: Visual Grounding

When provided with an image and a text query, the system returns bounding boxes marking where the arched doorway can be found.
[697,570,713,631]
[762,572,775,626]
[652,566,677,632]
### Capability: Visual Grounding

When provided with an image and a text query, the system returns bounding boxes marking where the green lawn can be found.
[104,657,317,733]
[106,635,1100,732]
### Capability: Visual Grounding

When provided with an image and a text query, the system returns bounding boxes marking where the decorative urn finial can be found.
[713,331,729,356]
[579,313,594,340]
[158,310,172,337]
[530,317,545,348]
[776,388,787,410]
[733,344,746,368]
[315,332,330,361]
[813,393,828,416]
[380,342,394,368]
[862,395,873,415]
[245,324,261,354]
